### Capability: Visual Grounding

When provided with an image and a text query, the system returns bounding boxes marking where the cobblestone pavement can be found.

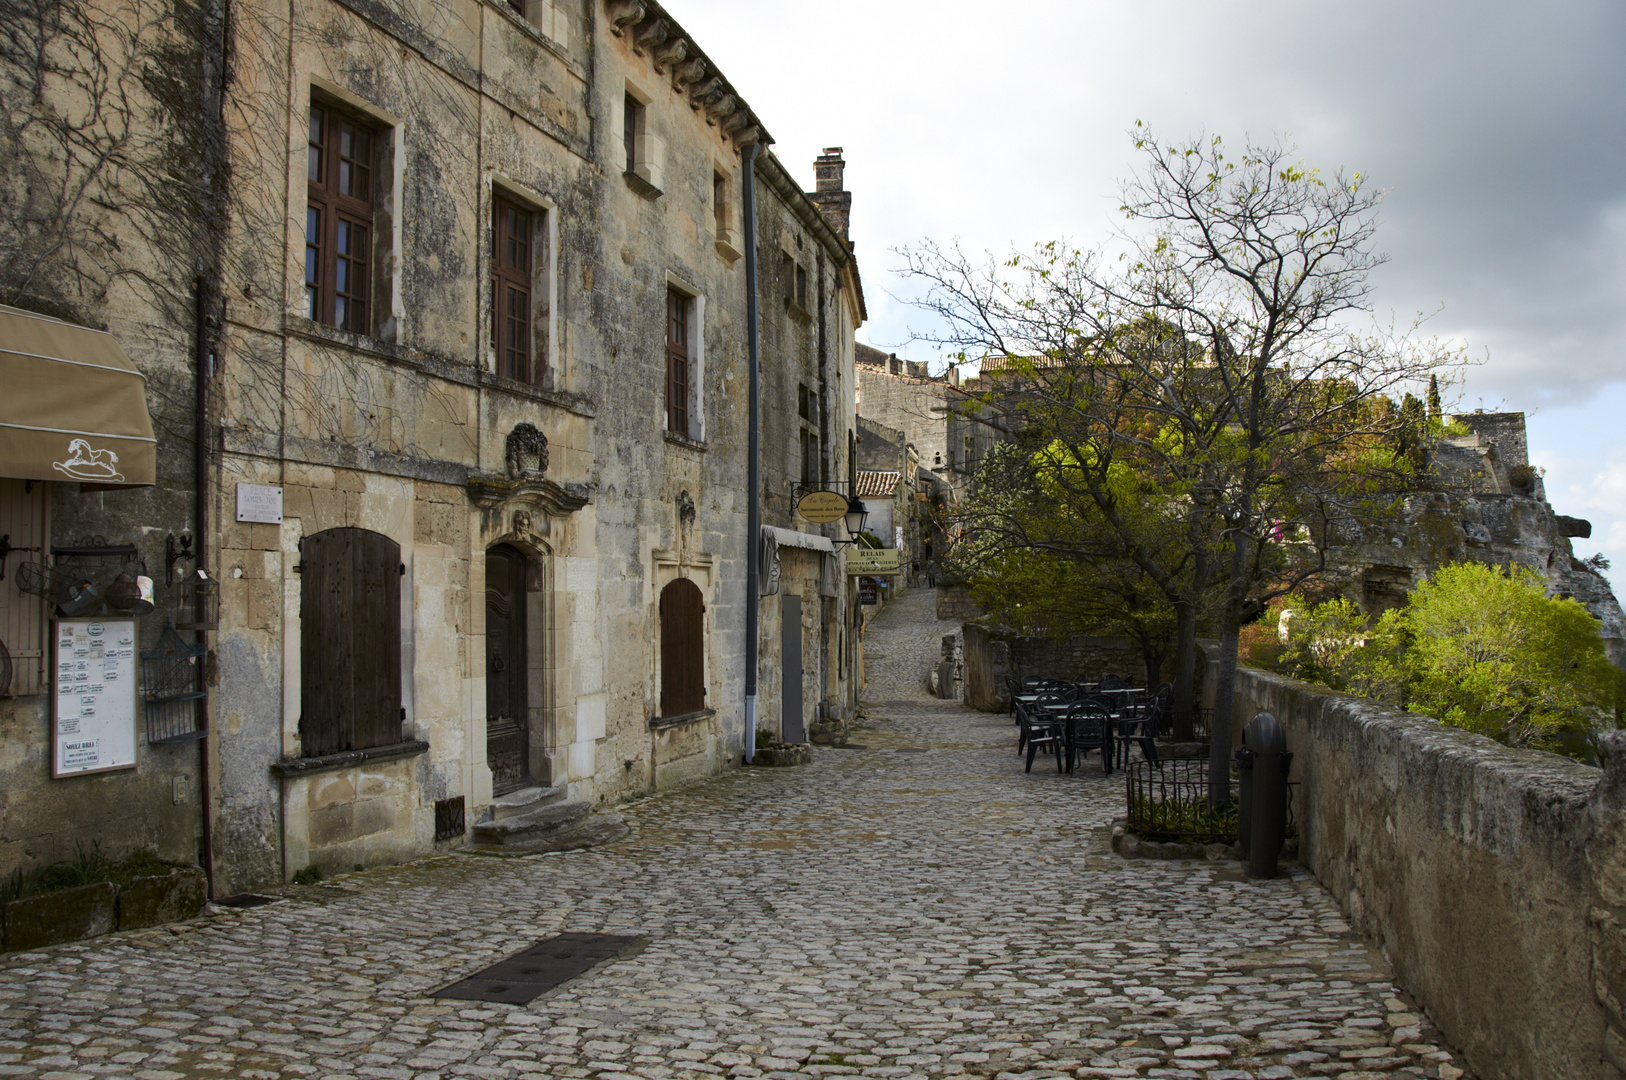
[0,590,1470,1080]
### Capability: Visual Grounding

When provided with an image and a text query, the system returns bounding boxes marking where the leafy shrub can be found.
[1258,563,1618,759]
[292,865,324,885]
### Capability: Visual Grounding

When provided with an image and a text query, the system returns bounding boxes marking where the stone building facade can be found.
[0,0,865,895]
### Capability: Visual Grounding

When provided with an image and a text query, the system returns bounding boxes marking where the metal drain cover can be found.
[432,932,644,1004]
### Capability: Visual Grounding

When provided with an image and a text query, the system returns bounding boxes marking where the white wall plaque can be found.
[52,618,138,777]
[236,483,284,524]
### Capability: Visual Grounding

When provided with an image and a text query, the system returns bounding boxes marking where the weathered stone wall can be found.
[963,621,1155,712]
[1219,660,1626,1080]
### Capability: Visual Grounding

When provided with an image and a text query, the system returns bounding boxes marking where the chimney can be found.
[808,146,852,242]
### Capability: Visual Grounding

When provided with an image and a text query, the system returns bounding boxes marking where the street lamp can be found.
[833,493,869,548]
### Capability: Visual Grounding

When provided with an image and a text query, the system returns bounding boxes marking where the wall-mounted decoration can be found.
[52,617,138,777]
[140,619,205,745]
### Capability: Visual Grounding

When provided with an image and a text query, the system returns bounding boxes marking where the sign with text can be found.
[844,547,902,576]
[236,483,284,524]
[52,618,138,777]
[796,490,849,525]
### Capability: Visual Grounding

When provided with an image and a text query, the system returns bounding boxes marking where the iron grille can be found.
[435,796,466,841]
[140,619,206,744]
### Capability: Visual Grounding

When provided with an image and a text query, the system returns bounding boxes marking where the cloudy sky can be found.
[676,0,1626,587]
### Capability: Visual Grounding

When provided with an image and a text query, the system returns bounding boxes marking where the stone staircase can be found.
[467,785,627,853]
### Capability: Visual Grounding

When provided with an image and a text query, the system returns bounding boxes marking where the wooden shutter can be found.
[0,479,47,695]
[300,528,402,756]
[659,578,704,717]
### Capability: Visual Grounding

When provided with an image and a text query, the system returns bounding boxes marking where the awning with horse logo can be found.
[0,305,156,486]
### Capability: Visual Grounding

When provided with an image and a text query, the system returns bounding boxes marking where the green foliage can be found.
[292,865,324,885]
[1266,563,1619,758]
[1405,563,1615,751]
[1128,792,1239,844]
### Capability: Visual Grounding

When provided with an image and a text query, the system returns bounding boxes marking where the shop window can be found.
[299,528,402,756]
[307,100,389,335]
[659,578,705,717]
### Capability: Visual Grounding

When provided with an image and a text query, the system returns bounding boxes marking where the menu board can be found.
[52,618,138,777]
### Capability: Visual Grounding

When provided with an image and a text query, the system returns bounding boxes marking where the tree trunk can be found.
[1171,602,1197,741]
[1208,612,1242,809]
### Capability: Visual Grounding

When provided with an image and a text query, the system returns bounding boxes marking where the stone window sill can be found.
[624,170,662,201]
[271,739,429,778]
[784,300,812,326]
[664,430,707,453]
[650,708,714,731]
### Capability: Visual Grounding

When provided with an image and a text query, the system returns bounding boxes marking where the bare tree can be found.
[903,129,1460,805]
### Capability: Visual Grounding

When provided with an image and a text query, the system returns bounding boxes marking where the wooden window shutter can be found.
[300,527,402,756]
[0,479,47,696]
[659,578,704,717]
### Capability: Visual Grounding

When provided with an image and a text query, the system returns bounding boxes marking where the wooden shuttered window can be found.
[666,287,690,436]
[659,578,704,717]
[491,196,534,383]
[0,479,47,696]
[299,528,402,757]
[307,103,376,334]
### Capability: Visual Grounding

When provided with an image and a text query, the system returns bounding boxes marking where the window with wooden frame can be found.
[659,578,705,717]
[666,287,690,435]
[306,102,380,334]
[298,527,403,757]
[491,195,535,383]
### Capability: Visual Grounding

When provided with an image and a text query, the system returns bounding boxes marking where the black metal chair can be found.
[1099,673,1128,692]
[1004,676,1024,722]
[1021,691,1069,772]
[1063,701,1113,775]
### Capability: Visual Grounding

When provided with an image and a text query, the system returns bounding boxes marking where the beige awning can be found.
[0,305,155,486]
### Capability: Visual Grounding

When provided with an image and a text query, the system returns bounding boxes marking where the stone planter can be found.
[751,743,812,767]
[117,867,207,931]
[2,881,117,952]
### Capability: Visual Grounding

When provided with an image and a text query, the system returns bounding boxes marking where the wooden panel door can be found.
[299,528,401,756]
[659,578,705,717]
[781,594,803,743]
[486,545,528,794]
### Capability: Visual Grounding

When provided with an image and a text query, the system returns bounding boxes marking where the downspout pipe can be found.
[742,140,761,764]
[194,277,216,900]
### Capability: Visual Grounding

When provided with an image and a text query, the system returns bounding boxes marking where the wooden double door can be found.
[486,545,531,794]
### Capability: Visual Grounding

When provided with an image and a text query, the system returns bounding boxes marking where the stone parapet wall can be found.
[1220,659,1626,1080]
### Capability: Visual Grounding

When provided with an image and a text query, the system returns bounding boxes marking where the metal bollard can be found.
[1235,712,1294,878]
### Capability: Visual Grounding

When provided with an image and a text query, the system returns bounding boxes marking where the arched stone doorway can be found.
[486,543,529,793]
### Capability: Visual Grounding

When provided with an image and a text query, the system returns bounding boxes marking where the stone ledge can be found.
[750,742,811,767]
[270,739,430,778]
[649,707,714,731]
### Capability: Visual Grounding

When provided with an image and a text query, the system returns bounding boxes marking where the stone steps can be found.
[470,799,590,845]
[486,784,568,820]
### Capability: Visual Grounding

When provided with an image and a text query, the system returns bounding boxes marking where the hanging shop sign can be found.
[858,577,880,605]
[796,490,849,525]
[52,618,138,777]
[844,547,902,576]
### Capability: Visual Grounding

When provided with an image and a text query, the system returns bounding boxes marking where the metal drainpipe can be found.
[742,141,761,763]
[194,278,216,900]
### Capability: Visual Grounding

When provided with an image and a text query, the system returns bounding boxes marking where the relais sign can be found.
[52,618,138,777]
[844,547,902,576]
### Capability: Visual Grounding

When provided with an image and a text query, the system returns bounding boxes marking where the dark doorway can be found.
[486,545,529,794]
[659,578,705,717]
[782,594,804,743]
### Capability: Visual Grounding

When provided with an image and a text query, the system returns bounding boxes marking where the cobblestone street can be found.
[0,588,1468,1080]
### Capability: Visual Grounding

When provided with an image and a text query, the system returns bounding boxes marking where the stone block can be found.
[2,881,117,951]
[309,774,356,811]
[117,868,206,931]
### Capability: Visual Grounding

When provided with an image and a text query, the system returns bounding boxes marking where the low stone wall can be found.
[1221,662,1626,1080]
[962,622,1155,712]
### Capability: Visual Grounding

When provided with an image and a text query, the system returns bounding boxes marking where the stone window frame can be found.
[485,176,559,389]
[298,77,406,345]
[650,549,715,728]
[614,80,663,199]
[496,0,567,47]
[712,163,741,262]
